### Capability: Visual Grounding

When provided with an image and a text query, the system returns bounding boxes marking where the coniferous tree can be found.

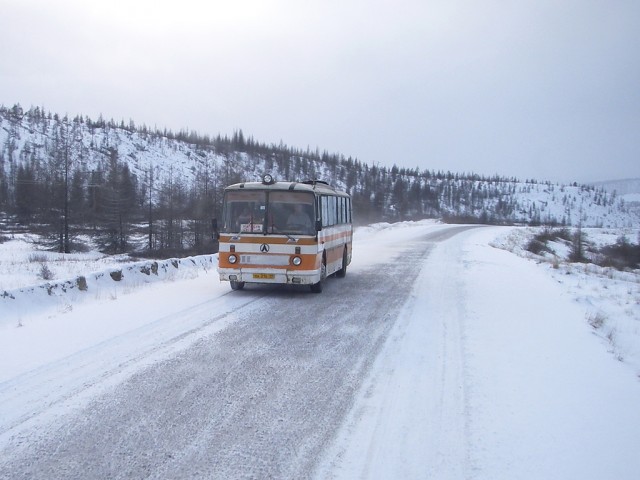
[15,164,36,221]
[70,168,87,226]
[96,150,137,253]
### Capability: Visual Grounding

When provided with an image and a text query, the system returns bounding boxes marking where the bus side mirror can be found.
[212,218,220,241]
[315,219,322,232]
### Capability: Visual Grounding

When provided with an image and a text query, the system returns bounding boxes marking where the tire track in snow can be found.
[315,226,480,479]
[0,290,266,449]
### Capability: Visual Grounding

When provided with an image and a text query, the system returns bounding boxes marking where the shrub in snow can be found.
[597,236,640,270]
[525,238,549,255]
[29,253,48,263]
[525,227,573,257]
[38,263,54,281]
[587,312,606,329]
[568,228,587,263]
[76,276,88,291]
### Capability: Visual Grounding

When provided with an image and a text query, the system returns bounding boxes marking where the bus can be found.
[216,174,352,293]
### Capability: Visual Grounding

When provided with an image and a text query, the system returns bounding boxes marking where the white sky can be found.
[1,0,639,183]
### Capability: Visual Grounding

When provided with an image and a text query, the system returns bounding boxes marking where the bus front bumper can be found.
[218,267,321,286]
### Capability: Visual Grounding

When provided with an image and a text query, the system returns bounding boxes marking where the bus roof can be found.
[224,179,349,197]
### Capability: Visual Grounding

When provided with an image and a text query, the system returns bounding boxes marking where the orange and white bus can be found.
[216,174,352,293]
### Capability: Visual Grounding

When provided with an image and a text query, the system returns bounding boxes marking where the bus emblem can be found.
[260,244,270,253]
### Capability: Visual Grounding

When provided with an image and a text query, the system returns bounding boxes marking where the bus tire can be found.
[336,248,348,278]
[310,280,323,293]
[310,258,326,293]
[230,280,245,290]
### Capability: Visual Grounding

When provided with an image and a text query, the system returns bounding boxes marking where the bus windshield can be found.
[223,190,316,235]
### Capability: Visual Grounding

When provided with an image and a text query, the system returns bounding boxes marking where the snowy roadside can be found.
[0,234,134,292]
[492,226,640,378]
[464,227,640,479]
[0,254,220,383]
[315,225,640,479]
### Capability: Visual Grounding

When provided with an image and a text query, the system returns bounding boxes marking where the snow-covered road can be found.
[317,225,640,479]
[1,222,639,479]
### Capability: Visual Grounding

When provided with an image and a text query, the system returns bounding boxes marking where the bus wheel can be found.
[310,258,326,293]
[230,280,245,290]
[336,248,348,278]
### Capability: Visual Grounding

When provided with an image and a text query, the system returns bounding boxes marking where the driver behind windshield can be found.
[286,204,312,231]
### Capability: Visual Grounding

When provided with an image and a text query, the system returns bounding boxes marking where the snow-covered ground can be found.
[1,221,639,478]
[0,234,129,292]
[316,224,640,479]
[492,226,640,376]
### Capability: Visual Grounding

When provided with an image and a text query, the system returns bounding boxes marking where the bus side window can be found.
[331,196,338,225]
[321,196,329,227]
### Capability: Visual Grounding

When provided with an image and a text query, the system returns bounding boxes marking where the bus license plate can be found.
[253,273,275,279]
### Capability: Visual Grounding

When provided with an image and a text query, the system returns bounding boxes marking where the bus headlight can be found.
[228,254,238,264]
[291,256,302,266]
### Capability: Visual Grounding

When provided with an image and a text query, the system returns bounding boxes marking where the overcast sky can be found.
[1,0,639,183]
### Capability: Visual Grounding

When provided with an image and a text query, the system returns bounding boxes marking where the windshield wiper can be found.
[269,223,298,242]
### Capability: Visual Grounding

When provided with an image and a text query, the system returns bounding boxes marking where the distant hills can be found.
[1,103,638,255]
[591,178,640,196]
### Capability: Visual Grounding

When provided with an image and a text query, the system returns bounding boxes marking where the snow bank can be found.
[0,254,217,329]
[492,227,640,378]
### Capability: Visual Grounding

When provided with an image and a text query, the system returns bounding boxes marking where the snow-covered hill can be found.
[591,178,640,213]
[0,104,335,196]
[1,104,638,230]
